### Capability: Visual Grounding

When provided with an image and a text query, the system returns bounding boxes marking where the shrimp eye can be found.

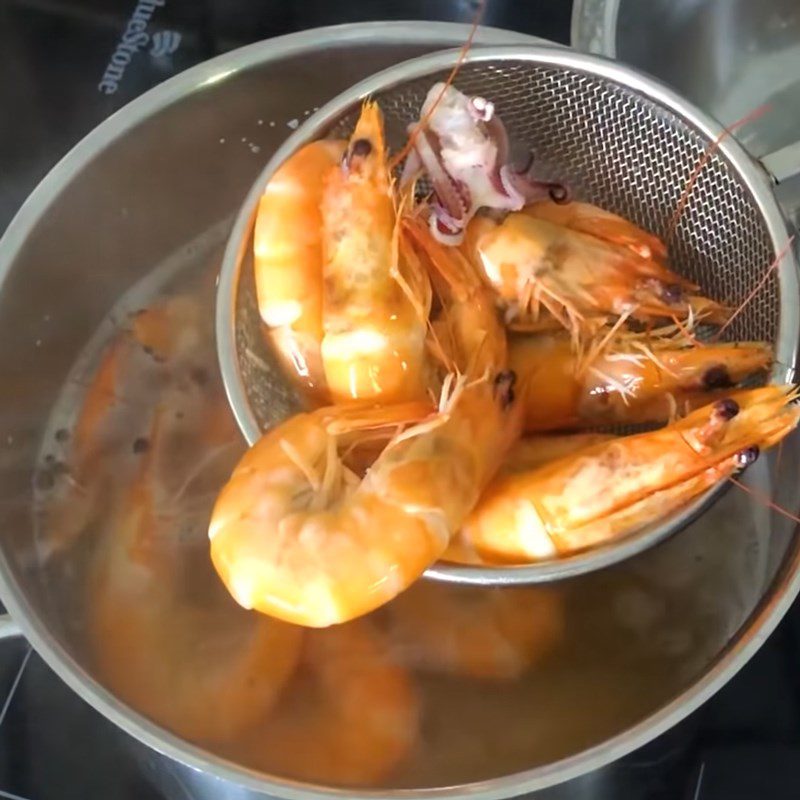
[662,283,684,304]
[132,437,150,454]
[350,138,373,158]
[702,365,732,390]
[713,397,740,421]
[736,445,760,467]
[493,370,517,409]
[549,183,570,204]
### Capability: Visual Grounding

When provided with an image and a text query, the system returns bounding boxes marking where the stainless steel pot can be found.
[1,19,800,800]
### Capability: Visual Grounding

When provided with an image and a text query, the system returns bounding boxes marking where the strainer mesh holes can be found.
[240,59,781,433]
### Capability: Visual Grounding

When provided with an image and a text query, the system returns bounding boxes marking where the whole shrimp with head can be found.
[401,82,567,244]
[453,386,800,564]
[209,207,521,628]
[320,101,431,404]
[510,323,773,432]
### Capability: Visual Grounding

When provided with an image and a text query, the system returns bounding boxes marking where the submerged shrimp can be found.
[463,211,728,336]
[130,294,211,364]
[320,102,429,404]
[510,328,772,432]
[88,394,303,744]
[455,386,800,563]
[386,582,563,681]
[241,620,419,786]
[254,139,347,401]
[39,296,209,556]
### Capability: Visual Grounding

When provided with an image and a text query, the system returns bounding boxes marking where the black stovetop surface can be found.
[2,2,800,798]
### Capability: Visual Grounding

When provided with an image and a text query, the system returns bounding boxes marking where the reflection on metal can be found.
[200,68,236,88]
[0,616,22,640]
[762,140,800,185]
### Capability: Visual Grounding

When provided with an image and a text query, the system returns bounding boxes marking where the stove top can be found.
[1,2,799,799]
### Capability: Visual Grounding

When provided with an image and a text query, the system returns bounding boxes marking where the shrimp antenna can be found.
[728,475,800,526]
[387,0,488,172]
[712,234,795,341]
[667,103,771,244]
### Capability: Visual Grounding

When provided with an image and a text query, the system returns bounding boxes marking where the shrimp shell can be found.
[320,102,429,404]
[510,330,772,432]
[457,386,800,562]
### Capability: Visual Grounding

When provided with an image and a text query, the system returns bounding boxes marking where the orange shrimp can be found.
[386,582,563,681]
[254,139,347,401]
[39,296,208,556]
[88,392,303,744]
[240,620,419,786]
[208,368,518,627]
[209,215,519,627]
[71,295,211,464]
[502,433,617,473]
[455,386,800,563]
[442,433,615,565]
[509,328,772,432]
[130,294,211,364]
[320,102,430,404]
[463,211,728,337]
[522,199,668,262]
[402,211,508,378]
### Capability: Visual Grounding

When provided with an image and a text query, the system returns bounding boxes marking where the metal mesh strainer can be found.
[216,46,800,584]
